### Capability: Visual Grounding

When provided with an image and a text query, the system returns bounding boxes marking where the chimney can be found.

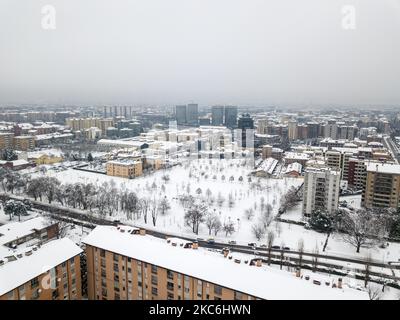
[222,247,229,258]
[338,278,342,289]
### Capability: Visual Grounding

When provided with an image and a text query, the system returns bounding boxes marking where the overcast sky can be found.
[0,0,399,107]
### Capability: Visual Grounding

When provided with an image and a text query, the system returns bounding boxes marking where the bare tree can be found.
[266,230,275,266]
[223,219,235,237]
[338,208,385,253]
[244,208,255,220]
[205,211,220,236]
[367,284,382,300]
[184,201,207,235]
[158,197,171,216]
[298,239,305,270]
[252,222,266,241]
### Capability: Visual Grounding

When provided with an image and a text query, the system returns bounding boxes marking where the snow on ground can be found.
[31,158,400,263]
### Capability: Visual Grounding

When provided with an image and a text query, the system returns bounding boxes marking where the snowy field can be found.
[34,158,400,262]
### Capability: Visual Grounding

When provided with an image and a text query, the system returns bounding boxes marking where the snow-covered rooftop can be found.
[366,162,400,175]
[256,158,278,174]
[285,162,302,174]
[83,226,368,300]
[0,217,49,247]
[0,238,83,296]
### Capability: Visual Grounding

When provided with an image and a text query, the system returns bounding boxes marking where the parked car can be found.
[283,247,291,251]
[228,240,237,245]
[248,242,257,247]
[207,238,215,244]
[271,245,281,250]
[260,244,267,248]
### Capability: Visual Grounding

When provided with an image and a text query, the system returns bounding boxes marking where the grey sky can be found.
[0,0,399,107]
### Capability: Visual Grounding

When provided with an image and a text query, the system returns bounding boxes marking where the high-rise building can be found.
[362,162,400,209]
[306,122,319,139]
[288,121,298,141]
[347,158,367,191]
[238,113,254,148]
[0,133,14,150]
[186,104,199,126]
[302,167,341,217]
[211,106,224,126]
[224,106,238,128]
[324,120,338,140]
[175,105,187,125]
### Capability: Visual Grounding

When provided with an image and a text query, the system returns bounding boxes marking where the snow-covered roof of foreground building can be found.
[366,162,400,175]
[0,217,49,247]
[83,226,368,300]
[0,238,82,296]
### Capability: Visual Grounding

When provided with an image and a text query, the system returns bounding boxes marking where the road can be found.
[1,193,400,283]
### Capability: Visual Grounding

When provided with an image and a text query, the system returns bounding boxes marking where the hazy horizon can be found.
[1,0,400,107]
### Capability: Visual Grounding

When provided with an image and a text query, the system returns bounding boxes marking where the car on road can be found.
[283,247,290,251]
[207,238,215,244]
[196,238,205,242]
[248,242,257,247]
[260,244,267,248]
[271,245,281,250]
[228,240,237,245]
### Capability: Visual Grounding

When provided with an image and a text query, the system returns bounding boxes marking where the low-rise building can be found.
[106,160,143,178]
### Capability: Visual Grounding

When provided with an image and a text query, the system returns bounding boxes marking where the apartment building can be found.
[362,162,400,209]
[106,160,143,178]
[347,158,367,191]
[302,167,341,216]
[66,117,114,136]
[0,218,82,300]
[13,135,35,151]
[0,132,14,150]
[0,238,82,300]
[83,225,367,300]
[325,150,354,181]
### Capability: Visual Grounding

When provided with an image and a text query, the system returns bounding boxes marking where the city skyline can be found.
[1,0,400,106]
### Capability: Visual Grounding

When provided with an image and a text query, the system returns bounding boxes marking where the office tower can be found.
[186,103,199,126]
[224,106,238,128]
[237,113,254,148]
[175,105,187,125]
[211,106,224,126]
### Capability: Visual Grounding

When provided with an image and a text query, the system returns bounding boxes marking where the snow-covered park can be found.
[35,158,400,263]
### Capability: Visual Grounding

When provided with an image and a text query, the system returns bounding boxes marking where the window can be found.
[52,289,59,299]
[151,265,157,274]
[167,292,174,300]
[214,285,222,296]
[100,249,105,258]
[151,275,158,286]
[113,253,119,262]
[128,267,132,273]
[18,285,25,300]
[32,289,40,300]
[167,282,174,291]
[30,277,39,289]
[151,287,158,296]
[7,290,14,300]
[234,291,243,300]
